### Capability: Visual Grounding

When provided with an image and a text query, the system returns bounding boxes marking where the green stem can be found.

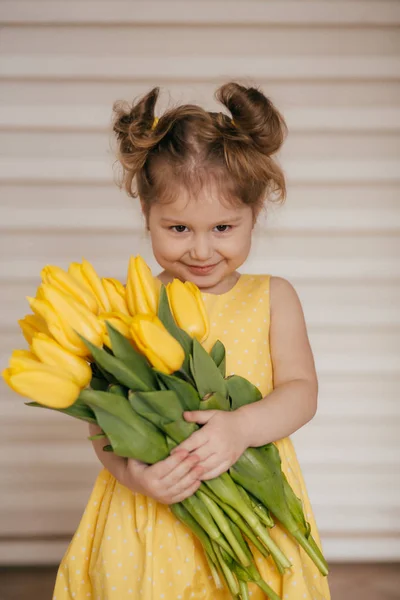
[182,496,235,560]
[205,551,224,590]
[308,534,329,573]
[213,542,239,598]
[255,577,282,600]
[199,484,269,558]
[239,580,250,600]
[292,530,329,576]
[197,491,251,567]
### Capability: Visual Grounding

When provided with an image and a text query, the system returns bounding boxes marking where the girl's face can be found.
[146,183,256,293]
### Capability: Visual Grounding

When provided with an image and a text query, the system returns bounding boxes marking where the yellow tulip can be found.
[102,278,129,315]
[130,314,184,374]
[68,260,111,313]
[31,333,92,387]
[18,314,50,345]
[41,265,99,314]
[28,284,104,356]
[167,279,209,342]
[126,256,158,316]
[98,312,132,348]
[2,363,80,409]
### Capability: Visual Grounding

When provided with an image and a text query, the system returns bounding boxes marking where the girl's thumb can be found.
[183,410,216,424]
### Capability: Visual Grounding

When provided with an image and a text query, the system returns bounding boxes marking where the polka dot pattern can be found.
[53,274,330,600]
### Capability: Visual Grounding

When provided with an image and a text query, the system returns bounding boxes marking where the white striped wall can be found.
[0,0,399,564]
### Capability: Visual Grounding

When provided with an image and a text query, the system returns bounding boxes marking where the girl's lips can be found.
[186,263,218,275]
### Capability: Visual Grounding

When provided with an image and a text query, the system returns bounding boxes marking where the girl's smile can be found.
[145,182,257,294]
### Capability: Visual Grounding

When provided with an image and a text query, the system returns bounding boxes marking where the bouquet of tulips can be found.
[3,256,328,600]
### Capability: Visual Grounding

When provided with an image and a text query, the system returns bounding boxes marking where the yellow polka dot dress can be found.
[53,275,331,600]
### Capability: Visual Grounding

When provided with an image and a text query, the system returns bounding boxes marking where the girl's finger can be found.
[169,479,202,504]
[171,429,208,455]
[189,445,216,464]
[150,449,189,479]
[168,464,203,496]
[161,453,201,487]
[196,454,221,475]
[200,461,229,481]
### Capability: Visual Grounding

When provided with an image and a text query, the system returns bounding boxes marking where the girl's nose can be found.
[189,235,212,262]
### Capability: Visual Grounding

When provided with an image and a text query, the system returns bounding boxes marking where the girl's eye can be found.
[215,225,231,232]
[171,225,188,233]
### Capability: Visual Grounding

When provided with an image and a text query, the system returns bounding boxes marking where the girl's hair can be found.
[112,82,287,215]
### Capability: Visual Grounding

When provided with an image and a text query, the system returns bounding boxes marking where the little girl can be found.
[53,82,331,600]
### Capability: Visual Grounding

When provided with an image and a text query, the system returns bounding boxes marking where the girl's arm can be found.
[177,276,318,479]
[234,275,318,446]
[88,423,203,503]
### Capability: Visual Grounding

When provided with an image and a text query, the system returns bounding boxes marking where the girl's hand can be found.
[171,410,249,480]
[123,450,203,505]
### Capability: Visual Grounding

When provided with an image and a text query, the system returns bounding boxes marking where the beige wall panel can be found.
[0,0,399,563]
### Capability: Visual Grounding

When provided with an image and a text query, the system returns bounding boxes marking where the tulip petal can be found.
[102,278,129,315]
[130,315,184,374]
[18,314,50,345]
[81,259,111,313]
[41,285,104,348]
[167,279,209,342]
[31,333,92,387]
[3,368,80,409]
[42,265,99,314]
[126,256,158,316]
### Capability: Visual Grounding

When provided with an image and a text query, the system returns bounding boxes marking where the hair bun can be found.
[216,82,287,156]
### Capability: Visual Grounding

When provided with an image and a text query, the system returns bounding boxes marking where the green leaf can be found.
[105,323,158,389]
[82,337,151,392]
[25,399,97,424]
[90,376,109,391]
[210,340,226,377]
[191,339,227,398]
[156,372,200,411]
[157,285,192,371]
[200,392,230,412]
[107,384,128,397]
[132,390,186,422]
[163,419,198,444]
[79,389,169,463]
[225,375,262,410]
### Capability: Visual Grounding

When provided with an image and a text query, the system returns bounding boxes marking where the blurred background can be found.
[0,1,399,599]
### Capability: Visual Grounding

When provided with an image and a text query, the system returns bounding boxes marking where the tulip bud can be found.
[18,314,50,345]
[98,312,132,349]
[68,260,111,313]
[130,314,185,374]
[31,333,92,387]
[41,265,99,314]
[28,284,105,357]
[126,256,158,316]
[2,363,80,409]
[102,278,129,315]
[167,279,209,342]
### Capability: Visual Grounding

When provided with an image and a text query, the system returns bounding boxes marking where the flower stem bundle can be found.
[2,256,328,599]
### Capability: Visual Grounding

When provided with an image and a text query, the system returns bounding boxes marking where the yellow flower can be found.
[68,259,111,313]
[102,278,129,315]
[31,333,92,387]
[167,279,209,342]
[18,314,50,345]
[3,359,80,409]
[28,284,104,356]
[98,312,132,348]
[41,265,99,314]
[126,256,158,316]
[130,314,185,374]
